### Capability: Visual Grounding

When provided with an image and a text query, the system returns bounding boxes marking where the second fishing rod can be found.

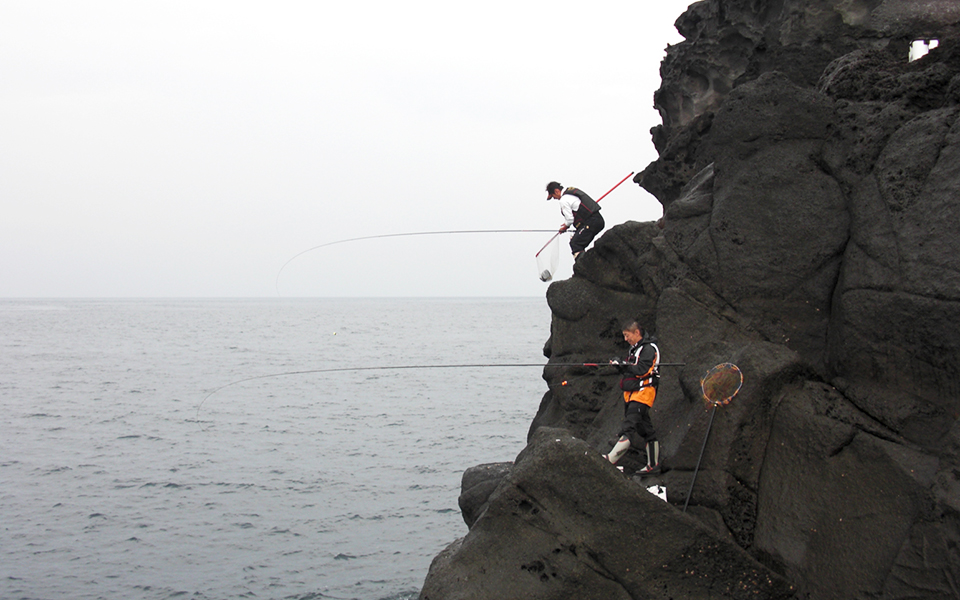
[196,360,686,430]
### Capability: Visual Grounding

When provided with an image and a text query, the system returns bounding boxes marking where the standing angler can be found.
[546,181,605,259]
[604,320,661,475]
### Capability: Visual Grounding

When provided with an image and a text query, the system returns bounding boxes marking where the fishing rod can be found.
[547,362,686,390]
[562,362,685,368]
[276,229,556,296]
[196,361,686,428]
[536,171,635,258]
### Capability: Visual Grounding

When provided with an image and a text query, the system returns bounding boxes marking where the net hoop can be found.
[700,363,743,406]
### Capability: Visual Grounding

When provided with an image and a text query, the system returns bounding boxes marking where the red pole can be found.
[594,171,635,203]
[536,171,634,257]
[535,232,562,257]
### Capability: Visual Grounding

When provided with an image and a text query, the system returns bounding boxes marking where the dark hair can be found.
[546,181,563,194]
[622,320,644,336]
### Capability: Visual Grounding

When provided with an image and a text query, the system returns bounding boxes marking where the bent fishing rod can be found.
[276,229,556,296]
[195,361,686,428]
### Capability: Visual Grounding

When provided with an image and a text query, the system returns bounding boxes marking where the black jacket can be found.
[618,335,660,391]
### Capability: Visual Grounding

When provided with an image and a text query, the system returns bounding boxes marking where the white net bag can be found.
[535,234,560,282]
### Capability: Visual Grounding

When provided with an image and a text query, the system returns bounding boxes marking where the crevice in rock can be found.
[828,429,858,458]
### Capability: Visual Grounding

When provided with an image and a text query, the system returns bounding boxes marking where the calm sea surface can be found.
[0,298,551,600]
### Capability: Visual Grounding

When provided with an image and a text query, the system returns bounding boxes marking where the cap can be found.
[546,181,562,200]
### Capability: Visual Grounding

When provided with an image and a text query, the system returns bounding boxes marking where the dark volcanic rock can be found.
[752,382,943,598]
[458,462,512,529]
[674,72,849,372]
[422,2,960,599]
[641,0,960,205]
[421,428,795,600]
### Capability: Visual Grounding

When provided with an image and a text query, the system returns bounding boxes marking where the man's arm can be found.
[559,197,577,228]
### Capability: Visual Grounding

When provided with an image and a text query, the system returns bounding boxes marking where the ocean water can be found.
[0,298,551,600]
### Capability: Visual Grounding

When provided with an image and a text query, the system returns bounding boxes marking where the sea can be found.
[0,297,552,600]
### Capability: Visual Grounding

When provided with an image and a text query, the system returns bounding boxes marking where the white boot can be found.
[638,440,660,475]
[606,437,631,465]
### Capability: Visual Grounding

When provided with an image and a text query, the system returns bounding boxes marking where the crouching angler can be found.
[604,320,661,475]
[545,181,605,258]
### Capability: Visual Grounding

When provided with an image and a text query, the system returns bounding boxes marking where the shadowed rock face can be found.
[421,429,796,600]
[643,0,960,204]
[422,2,960,599]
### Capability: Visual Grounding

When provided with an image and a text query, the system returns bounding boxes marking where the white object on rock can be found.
[909,39,939,62]
[646,484,667,502]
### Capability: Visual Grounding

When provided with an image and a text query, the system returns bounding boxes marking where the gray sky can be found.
[1,1,690,297]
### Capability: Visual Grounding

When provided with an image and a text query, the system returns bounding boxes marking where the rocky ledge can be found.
[421,1,960,598]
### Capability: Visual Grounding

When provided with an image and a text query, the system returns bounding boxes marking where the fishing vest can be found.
[619,342,660,391]
[563,188,601,226]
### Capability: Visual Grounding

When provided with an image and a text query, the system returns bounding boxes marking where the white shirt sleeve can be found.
[559,195,580,227]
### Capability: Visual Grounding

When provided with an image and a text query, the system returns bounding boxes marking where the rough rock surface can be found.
[642,0,960,204]
[425,2,960,599]
[458,463,512,529]
[423,429,795,600]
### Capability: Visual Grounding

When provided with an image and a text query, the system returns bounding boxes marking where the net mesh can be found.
[536,235,560,282]
[700,363,743,406]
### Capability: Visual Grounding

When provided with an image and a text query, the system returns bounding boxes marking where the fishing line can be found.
[195,361,685,430]
[275,229,556,296]
[197,363,548,430]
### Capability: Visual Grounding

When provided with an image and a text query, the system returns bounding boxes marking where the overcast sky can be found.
[1,1,691,298]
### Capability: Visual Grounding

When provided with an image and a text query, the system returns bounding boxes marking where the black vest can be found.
[563,188,601,226]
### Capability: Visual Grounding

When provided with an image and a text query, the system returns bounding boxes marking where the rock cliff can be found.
[421,1,960,598]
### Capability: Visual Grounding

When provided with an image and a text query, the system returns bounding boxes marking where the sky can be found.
[1,1,691,298]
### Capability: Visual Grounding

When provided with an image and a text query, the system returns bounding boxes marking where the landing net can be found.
[700,362,743,406]
[536,234,560,281]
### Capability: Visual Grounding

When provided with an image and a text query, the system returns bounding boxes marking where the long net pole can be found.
[683,405,717,513]
[683,363,743,512]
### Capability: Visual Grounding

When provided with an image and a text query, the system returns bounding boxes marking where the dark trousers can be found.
[618,401,656,449]
[570,212,605,254]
